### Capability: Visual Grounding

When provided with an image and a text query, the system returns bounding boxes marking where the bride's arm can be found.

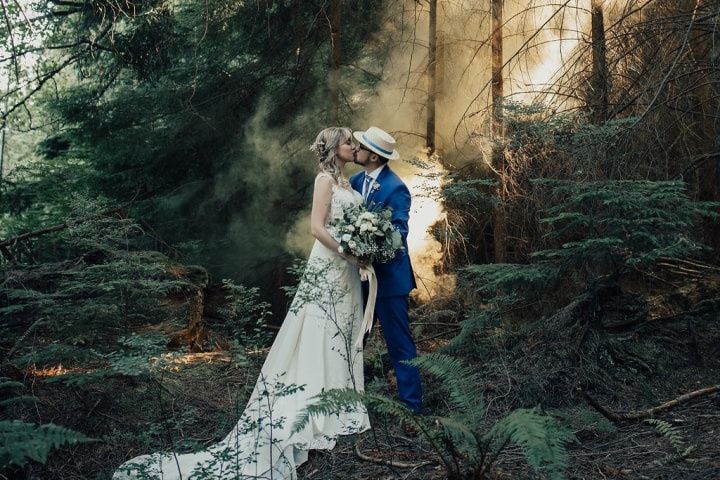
[310,175,359,265]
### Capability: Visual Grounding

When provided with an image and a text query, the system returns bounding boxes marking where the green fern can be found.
[293,355,574,480]
[485,408,574,480]
[0,421,93,468]
[0,378,93,468]
[442,310,499,356]
[405,353,484,427]
[645,418,694,459]
[292,388,416,435]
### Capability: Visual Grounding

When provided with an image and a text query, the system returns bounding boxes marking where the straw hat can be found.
[353,126,400,161]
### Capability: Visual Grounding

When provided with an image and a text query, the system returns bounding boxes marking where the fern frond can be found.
[645,418,686,456]
[485,408,574,480]
[292,388,416,435]
[0,420,93,468]
[0,396,38,408]
[435,416,480,460]
[443,310,498,355]
[406,353,484,425]
[0,380,25,390]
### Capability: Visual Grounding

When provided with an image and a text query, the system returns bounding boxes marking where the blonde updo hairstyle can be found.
[310,126,352,182]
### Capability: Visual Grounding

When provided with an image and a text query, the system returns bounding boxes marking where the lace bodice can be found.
[317,173,362,236]
[329,184,362,221]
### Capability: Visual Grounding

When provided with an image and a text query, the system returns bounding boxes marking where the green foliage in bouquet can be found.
[331,204,403,263]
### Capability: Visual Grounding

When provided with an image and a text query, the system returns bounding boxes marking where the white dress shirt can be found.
[362,164,386,201]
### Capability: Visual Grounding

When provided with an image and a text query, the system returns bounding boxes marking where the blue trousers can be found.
[373,295,423,413]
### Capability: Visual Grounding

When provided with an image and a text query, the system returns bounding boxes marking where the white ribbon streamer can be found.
[355,265,377,349]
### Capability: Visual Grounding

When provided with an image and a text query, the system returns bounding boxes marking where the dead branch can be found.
[354,440,434,469]
[4,316,45,362]
[579,385,720,422]
[681,152,720,178]
[0,206,125,250]
[640,297,720,326]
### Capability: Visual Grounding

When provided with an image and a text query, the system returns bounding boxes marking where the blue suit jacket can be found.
[350,166,417,298]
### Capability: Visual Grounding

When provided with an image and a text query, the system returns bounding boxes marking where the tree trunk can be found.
[688,0,720,258]
[491,0,506,263]
[426,0,437,154]
[168,288,208,352]
[590,0,612,179]
[329,0,342,124]
[590,0,608,125]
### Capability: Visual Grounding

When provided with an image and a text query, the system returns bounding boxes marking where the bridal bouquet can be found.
[332,204,403,263]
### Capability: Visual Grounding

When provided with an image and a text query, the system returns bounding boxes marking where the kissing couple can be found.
[114,126,422,480]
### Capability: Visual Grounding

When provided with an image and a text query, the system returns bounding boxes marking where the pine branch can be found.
[0,207,126,249]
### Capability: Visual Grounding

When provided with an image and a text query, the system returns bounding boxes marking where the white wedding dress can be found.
[114,175,370,479]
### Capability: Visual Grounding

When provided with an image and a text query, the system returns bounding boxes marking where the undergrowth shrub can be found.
[294,352,575,480]
[0,377,92,472]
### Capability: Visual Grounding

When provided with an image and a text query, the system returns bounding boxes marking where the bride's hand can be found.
[340,252,367,268]
[342,253,361,267]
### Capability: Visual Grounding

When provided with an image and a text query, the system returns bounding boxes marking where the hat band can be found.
[362,134,394,156]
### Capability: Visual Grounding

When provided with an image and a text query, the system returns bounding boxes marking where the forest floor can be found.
[5,270,720,480]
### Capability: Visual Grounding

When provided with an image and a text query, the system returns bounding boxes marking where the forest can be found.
[1,0,719,478]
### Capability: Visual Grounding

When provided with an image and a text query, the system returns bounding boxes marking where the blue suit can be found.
[350,165,422,412]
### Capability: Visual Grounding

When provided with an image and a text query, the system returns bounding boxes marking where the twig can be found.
[354,440,434,469]
[4,316,45,362]
[579,385,720,422]
[417,328,459,344]
[680,152,720,179]
[637,298,720,327]
[96,410,122,424]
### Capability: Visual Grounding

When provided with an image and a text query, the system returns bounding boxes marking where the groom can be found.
[350,126,422,414]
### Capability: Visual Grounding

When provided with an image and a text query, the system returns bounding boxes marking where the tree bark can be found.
[590,0,608,124]
[329,0,342,123]
[426,0,437,154]
[687,0,720,257]
[491,0,506,263]
[168,288,208,352]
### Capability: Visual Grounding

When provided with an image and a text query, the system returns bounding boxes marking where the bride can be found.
[114,127,371,479]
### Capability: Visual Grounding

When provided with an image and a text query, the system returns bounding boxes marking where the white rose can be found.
[342,233,352,242]
[347,225,355,232]
[348,240,357,249]
[338,245,344,253]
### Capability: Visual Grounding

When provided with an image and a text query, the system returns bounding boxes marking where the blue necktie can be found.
[363,175,373,201]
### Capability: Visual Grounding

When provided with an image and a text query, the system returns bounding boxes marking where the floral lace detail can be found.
[316,173,361,241]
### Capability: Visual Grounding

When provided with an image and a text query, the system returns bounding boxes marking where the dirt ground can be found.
[5,273,720,480]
